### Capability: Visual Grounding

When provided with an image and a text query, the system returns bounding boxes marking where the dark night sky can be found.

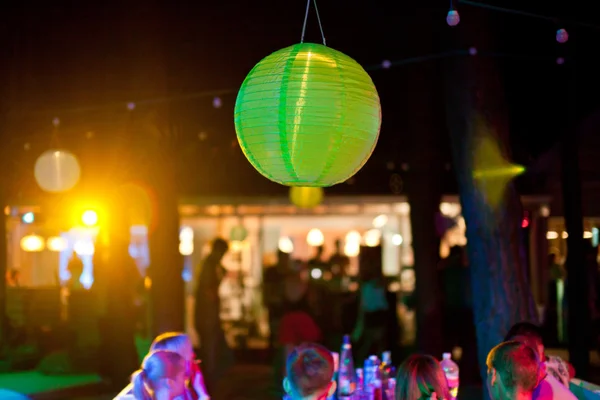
[1,0,599,199]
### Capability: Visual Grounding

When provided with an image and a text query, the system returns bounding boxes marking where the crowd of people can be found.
[108,236,581,399]
[114,321,578,399]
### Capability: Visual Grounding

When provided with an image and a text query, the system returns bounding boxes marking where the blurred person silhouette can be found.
[264,250,291,353]
[6,268,20,287]
[486,341,540,400]
[283,343,336,400]
[67,251,85,290]
[116,332,208,399]
[130,350,188,400]
[193,238,233,393]
[395,354,450,400]
[439,245,477,383]
[328,239,349,279]
[352,247,388,361]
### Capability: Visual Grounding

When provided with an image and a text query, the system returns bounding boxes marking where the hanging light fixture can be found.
[278,237,294,254]
[307,229,325,247]
[363,229,381,247]
[47,236,67,252]
[344,241,360,257]
[20,234,45,252]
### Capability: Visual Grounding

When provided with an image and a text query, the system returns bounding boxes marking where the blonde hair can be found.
[395,354,450,400]
[151,332,193,360]
[131,350,185,400]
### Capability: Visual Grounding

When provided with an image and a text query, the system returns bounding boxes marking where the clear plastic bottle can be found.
[440,352,459,400]
[337,335,357,399]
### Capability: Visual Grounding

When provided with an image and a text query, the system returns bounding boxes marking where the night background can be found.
[1,0,600,398]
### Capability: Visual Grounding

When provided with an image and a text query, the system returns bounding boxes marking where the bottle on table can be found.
[364,355,381,397]
[379,351,395,385]
[355,368,365,398]
[337,335,357,399]
[385,378,396,400]
[372,379,384,400]
[440,352,459,400]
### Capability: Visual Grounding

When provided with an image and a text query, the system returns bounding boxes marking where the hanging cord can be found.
[459,0,600,30]
[300,0,327,45]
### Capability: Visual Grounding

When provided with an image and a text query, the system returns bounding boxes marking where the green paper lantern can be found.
[290,186,324,209]
[230,225,248,242]
[234,43,381,187]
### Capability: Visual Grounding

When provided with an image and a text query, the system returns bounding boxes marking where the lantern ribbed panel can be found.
[234,43,381,187]
[34,149,81,193]
[290,186,324,209]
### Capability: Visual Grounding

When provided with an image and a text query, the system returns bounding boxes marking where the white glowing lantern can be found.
[179,227,194,256]
[392,234,403,246]
[20,234,45,252]
[307,229,325,247]
[278,237,294,254]
[363,229,381,247]
[372,214,388,228]
[179,227,194,242]
[179,241,194,256]
[47,236,67,252]
[345,230,362,245]
[74,240,95,256]
[344,241,360,257]
[34,150,81,193]
[546,231,559,240]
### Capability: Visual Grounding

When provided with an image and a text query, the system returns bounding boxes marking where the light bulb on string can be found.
[127,102,136,110]
[52,117,60,127]
[469,47,478,56]
[556,29,568,44]
[382,60,391,69]
[446,10,460,27]
[213,97,222,109]
[556,57,565,65]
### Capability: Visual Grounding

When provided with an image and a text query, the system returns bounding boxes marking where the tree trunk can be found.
[118,0,185,335]
[147,149,185,335]
[443,6,537,384]
[560,40,590,379]
[402,0,446,357]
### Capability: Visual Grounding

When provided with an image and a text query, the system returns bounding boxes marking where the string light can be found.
[556,28,569,44]
[446,10,460,27]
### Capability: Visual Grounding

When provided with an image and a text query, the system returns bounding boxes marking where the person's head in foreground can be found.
[151,332,195,379]
[505,322,545,359]
[395,354,450,400]
[132,350,187,400]
[487,341,540,400]
[284,343,336,400]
